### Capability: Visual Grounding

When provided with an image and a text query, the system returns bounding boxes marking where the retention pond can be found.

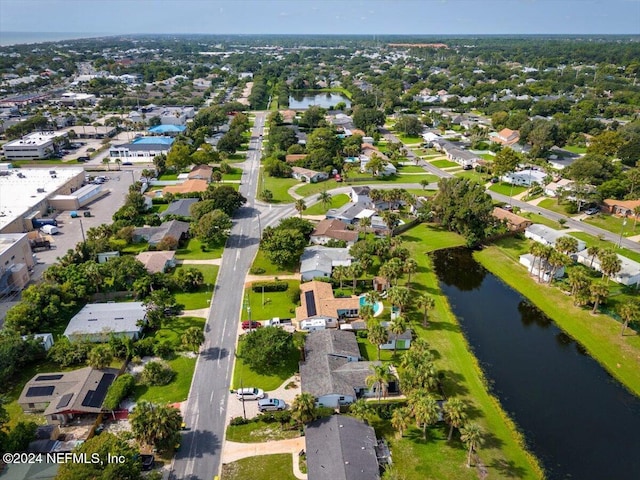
[431,247,640,479]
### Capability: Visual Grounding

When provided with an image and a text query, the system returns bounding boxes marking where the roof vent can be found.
[88,318,98,322]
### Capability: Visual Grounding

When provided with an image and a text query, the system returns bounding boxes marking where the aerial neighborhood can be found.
[0,17,639,480]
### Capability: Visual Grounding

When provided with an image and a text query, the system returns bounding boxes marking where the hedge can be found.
[251,281,289,293]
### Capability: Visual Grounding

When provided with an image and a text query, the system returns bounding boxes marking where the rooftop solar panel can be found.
[81,373,115,408]
[26,386,55,397]
[305,290,317,317]
[35,374,63,381]
[56,393,73,409]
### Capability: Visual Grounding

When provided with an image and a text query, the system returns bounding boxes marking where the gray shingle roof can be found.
[160,198,199,218]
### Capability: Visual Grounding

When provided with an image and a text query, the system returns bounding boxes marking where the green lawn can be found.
[175,237,223,260]
[133,355,197,404]
[430,159,460,168]
[152,316,206,349]
[404,189,438,197]
[569,231,640,264]
[520,212,565,229]
[394,224,544,479]
[564,145,587,154]
[454,170,490,183]
[222,167,243,181]
[121,242,149,254]
[221,454,297,480]
[488,183,528,196]
[537,198,576,216]
[262,176,299,203]
[226,153,247,163]
[475,245,640,398]
[158,173,179,181]
[151,204,168,214]
[303,194,350,215]
[396,133,423,144]
[583,213,637,238]
[479,153,496,161]
[250,249,297,276]
[172,264,219,310]
[242,280,300,321]
[398,165,428,173]
[226,420,301,442]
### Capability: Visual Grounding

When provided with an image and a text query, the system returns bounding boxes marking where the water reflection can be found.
[430,247,486,291]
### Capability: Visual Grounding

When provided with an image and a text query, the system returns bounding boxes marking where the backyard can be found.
[221,454,297,480]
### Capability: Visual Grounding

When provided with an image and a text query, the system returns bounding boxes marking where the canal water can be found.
[431,248,640,480]
[288,91,351,109]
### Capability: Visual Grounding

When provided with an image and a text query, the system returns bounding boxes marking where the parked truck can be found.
[262,318,295,332]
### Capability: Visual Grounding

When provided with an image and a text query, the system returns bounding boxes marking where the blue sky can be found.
[1,0,639,36]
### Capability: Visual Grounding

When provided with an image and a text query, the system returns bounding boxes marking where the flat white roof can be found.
[64,302,146,338]
[0,167,84,231]
[3,131,67,148]
[0,233,28,256]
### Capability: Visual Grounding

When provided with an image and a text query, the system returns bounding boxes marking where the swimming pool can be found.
[359,295,384,317]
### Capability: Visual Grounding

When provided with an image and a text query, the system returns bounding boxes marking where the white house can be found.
[544,178,574,197]
[109,136,174,159]
[350,186,373,206]
[575,249,640,286]
[524,224,586,252]
[291,166,329,183]
[502,169,547,187]
[300,246,353,281]
[519,253,565,282]
[63,302,147,342]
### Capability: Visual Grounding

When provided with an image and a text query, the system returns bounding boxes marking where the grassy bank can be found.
[399,224,544,479]
[474,244,640,397]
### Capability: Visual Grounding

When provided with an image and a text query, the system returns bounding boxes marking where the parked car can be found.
[258,398,286,412]
[235,387,265,400]
[491,177,499,183]
[585,207,600,215]
[502,204,513,211]
[241,321,261,330]
[140,454,154,471]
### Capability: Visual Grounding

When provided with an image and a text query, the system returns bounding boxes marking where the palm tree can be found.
[567,269,591,305]
[391,406,412,439]
[618,300,640,336]
[294,199,306,217]
[130,401,182,452]
[332,265,348,289]
[87,344,113,369]
[599,249,622,284]
[555,236,578,255]
[359,304,375,328]
[368,323,388,361]
[528,242,542,274]
[359,216,372,239]
[589,283,609,314]
[102,157,110,171]
[381,211,400,238]
[181,326,205,353]
[387,285,411,316]
[389,316,407,354]
[114,157,122,171]
[379,258,404,286]
[460,423,484,468]
[366,364,393,403]
[291,393,317,427]
[349,399,372,422]
[633,205,640,231]
[443,398,467,442]
[349,263,363,291]
[403,258,418,289]
[410,393,440,440]
[587,245,600,268]
[319,190,332,209]
[416,294,435,327]
[537,245,553,283]
[366,153,384,176]
[546,250,570,284]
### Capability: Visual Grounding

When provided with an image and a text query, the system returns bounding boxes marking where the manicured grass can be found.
[175,237,223,260]
[454,170,491,183]
[396,133,423,144]
[357,337,401,363]
[295,179,343,197]
[158,173,179,181]
[172,264,219,310]
[396,224,543,479]
[226,153,247,163]
[221,454,297,480]
[151,204,168,214]
[152,316,206,349]
[261,175,299,203]
[569,231,640,264]
[226,420,301,442]
[519,212,564,229]
[303,194,350,215]
[475,245,640,398]
[121,242,149,254]
[397,165,427,173]
[564,145,587,154]
[133,355,197,404]
[250,249,297,276]
[488,183,528,196]
[479,153,496,161]
[222,167,243,181]
[537,198,575,216]
[242,280,300,321]
[430,159,460,168]
[583,213,637,238]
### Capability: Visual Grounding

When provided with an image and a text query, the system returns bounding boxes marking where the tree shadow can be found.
[200,346,229,361]
[426,320,461,333]
[482,430,504,449]
[439,370,469,397]
[489,458,528,479]
[170,430,221,479]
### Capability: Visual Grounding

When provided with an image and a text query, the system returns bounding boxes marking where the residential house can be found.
[160,198,200,219]
[96,251,120,264]
[63,302,147,342]
[490,128,520,146]
[305,415,382,480]
[148,124,187,136]
[18,366,119,425]
[21,333,54,351]
[300,330,396,407]
[135,251,176,274]
[162,179,209,196]
[524,224,586,252]
[188,164,213,182]
[492,207,533,232]
[311,219,359,246]
[326,202,375,225]
[603,199,640,217]
[445,147,479,168]
[519,253,565,282]
[544,179,574,197]
[501,169,546,186]
[379,322,412,350]
[575,249,640,286]
[300,246,353,281]
[295,281,360,328]
[350,186,373,207]
[132,220,190,247]
[291,166,329,183]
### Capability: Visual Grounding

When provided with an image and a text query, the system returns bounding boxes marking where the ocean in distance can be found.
[0,32,108,46]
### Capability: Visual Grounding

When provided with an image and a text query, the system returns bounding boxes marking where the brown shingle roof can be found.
[311,219,359,243]
[188,164,213,180]
[492,207,532,228]
[135,251,175,273]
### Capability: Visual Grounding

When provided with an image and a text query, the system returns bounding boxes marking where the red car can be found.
[242,321,262,330]
[335,174,343,182]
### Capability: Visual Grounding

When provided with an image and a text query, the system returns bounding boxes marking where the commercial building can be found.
[63,302,147,342]
[2,131,68,160]
[0,166,85,234]
[109,136,174,159]
[0,233,35,293]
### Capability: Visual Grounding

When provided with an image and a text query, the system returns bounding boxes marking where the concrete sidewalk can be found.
[176,258,222,265]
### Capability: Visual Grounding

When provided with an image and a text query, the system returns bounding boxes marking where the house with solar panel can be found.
[18,367,119,425]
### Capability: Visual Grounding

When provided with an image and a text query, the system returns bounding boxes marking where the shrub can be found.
[103,374,136,411]
[249,266,266,275]
[251,281,288,293]
[230,416,249,426]
[141,361,175,386]
[154,341,175,360]
[288,287,301,304]
[133,337,156,357]
[565,202,579,214]
[260,410,292,425]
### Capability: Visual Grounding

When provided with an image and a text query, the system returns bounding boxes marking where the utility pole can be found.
[78,218,86,243]
[618,216,628,248]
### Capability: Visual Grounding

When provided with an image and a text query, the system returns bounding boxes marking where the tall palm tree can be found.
[349,399,372,422]
[332,265,348,289]
[359,216,372,239]
[379,258,404,286]
[403,258,418,289]
[381,211,400,238]
[599,249,622,284]
[567,269,591,305]
[391,406,412,439]
[537,245,554,283]
[387,285,411,316]
[366,364,393,403]
[349,263,363,291]
[359,303,375,328]
[319,190,332,209]
[461,423,484,468]
[294,199,306,217]
[546,250,570,284]
[102,157,110,171]
[587,245,600,268]
[416,294,435,327]
[528,242,542,274]
[555,236,578,255]
[410,393,440,440]
[618,300,640,336]
[589,283,609,314]
[443,398,467,442]
[389,316,407,354]
[130,401,182,452]
[368,323,388,361]
[291,393,317,427]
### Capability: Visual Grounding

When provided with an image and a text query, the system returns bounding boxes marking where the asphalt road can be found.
[169,112,267,480]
